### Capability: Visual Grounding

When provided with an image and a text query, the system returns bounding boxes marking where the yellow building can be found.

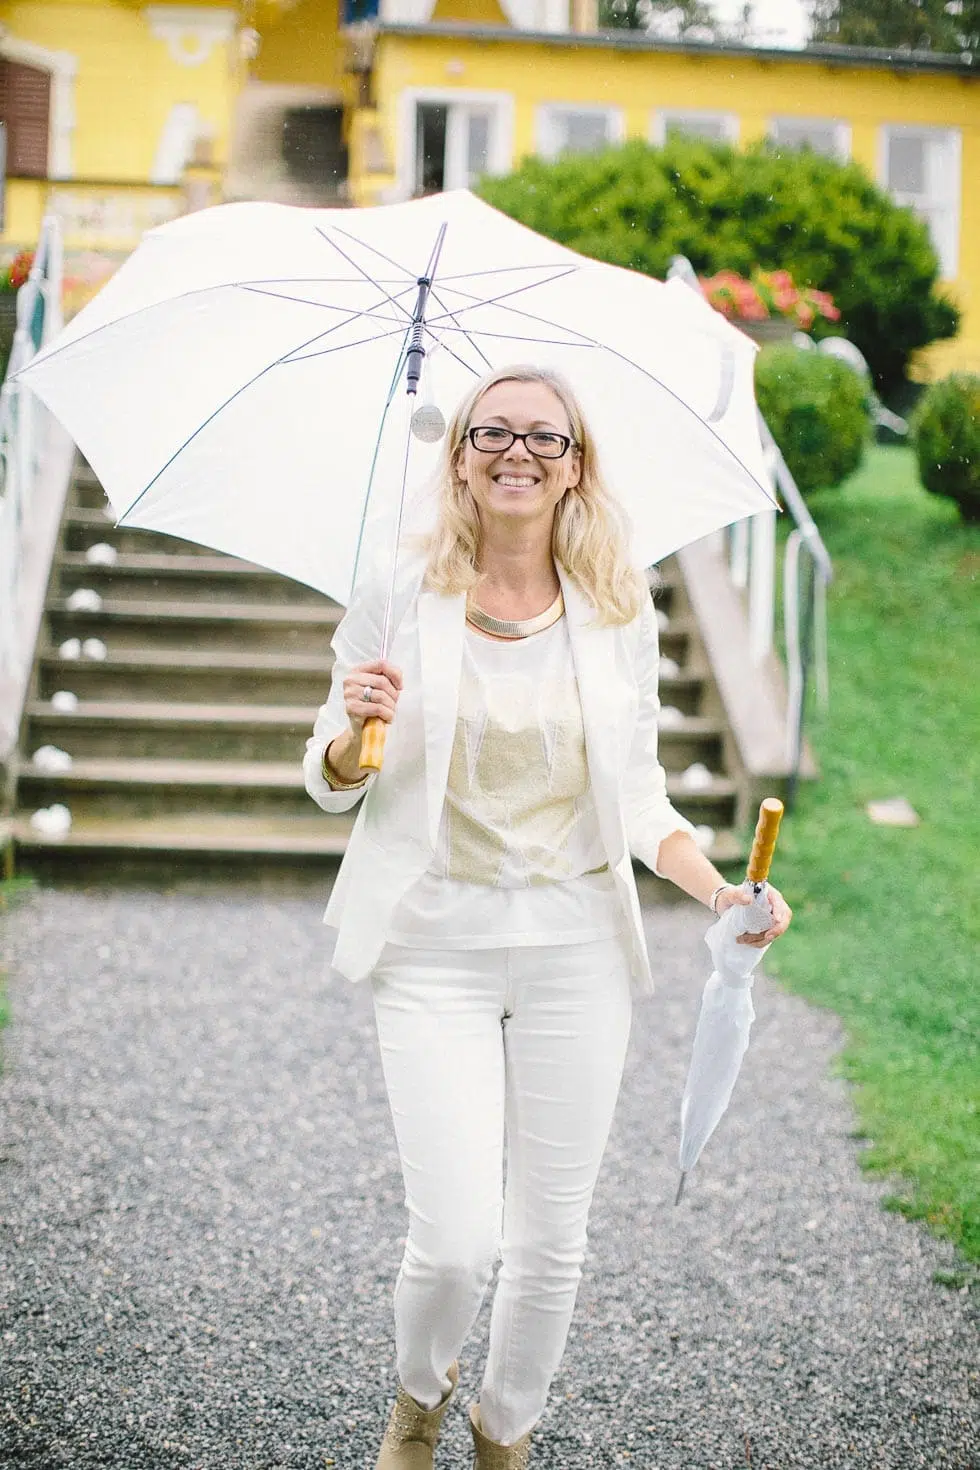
[0,1,977,375]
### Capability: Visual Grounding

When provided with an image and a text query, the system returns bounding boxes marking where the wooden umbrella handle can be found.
[747,797,784,883]
[358,716,386,772]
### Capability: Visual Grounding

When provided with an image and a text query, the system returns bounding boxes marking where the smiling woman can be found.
[302,363,792,1467]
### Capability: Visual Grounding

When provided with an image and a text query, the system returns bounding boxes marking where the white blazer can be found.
[303,555,697,996]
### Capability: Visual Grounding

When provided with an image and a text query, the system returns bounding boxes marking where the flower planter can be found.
[735,317,798,346]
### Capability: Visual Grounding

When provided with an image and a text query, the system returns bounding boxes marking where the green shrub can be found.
[911,374,980,523]
[478,138,959,397]
[754,346,870,494]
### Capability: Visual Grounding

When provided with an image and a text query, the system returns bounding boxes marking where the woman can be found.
[303,365,791,1468]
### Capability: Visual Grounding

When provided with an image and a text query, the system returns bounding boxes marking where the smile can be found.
[493,475,539,487]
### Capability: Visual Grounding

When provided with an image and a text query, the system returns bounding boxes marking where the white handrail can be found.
[0,215,64,680]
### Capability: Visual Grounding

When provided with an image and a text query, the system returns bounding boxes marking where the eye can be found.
[527,433,565,456]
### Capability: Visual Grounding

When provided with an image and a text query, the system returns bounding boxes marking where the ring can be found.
[362,685,373,702]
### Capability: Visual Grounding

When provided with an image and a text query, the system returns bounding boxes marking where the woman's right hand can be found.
[343,659,403,733]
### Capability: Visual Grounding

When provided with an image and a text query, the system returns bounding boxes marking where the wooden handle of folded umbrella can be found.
[747,798,784,883]
[358,716,386,772]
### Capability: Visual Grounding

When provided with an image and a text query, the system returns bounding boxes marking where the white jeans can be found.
[370,935,634,1446]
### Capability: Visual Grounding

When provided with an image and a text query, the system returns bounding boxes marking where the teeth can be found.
[495,476,537,486]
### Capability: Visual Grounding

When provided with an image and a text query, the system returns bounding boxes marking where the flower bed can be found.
[699,268,840,332]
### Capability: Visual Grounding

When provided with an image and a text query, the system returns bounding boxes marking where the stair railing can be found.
[0,215,64,681]
[667,255,833,807]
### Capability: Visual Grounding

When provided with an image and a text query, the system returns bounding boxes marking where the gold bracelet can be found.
[321,747,369,791]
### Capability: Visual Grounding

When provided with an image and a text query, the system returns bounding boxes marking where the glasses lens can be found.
[525,433,567,458]
[471,427,513,451]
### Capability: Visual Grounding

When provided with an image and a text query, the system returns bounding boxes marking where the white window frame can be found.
[651,109,739,146]
[767,115,851,161]
[395,87,515,201]
[878,124,962,279]
[536,103,626,161]
[0,34,77,179]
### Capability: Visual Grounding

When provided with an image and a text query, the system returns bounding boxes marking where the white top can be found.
[386,617,625,949]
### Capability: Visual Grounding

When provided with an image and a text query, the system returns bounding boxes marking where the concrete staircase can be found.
[11,459,746,881]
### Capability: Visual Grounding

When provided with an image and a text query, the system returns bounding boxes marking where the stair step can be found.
[25,700,723,764]
[12,810,352,856]
[17,753,736,824]
[56,552,331,604]
[13,810,744,875]
[48,598,343,653]
[63,507,225,558]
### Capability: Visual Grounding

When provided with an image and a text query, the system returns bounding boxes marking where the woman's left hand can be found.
[716,883,793,947]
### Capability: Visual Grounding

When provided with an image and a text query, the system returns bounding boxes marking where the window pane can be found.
[665,114,727,142]
[561,112,610,153]
[416,104,447,195]
[772,119,840,156]
[888,135,927,195]
[466,111,490,182]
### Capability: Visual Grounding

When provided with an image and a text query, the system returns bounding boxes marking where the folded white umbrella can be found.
[17,189,774,609]
[676,799,784,1203]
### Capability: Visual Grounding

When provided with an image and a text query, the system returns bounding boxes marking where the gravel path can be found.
[1,889,976,1470]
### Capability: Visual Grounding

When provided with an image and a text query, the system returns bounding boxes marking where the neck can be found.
[475,517,559,600]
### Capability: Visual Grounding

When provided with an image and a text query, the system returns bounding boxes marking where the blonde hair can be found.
[423,365,647,626]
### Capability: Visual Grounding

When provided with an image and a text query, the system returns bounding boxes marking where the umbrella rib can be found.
[314,227,417,328]
[424,267,585,335]
[117,318,413,524]
[237,283,420,328]
[425,285,494,374]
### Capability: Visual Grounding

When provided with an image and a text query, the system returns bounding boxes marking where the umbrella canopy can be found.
[18,190,774,605]
[676,799,785,1202]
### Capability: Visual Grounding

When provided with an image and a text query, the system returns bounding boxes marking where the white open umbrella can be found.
[18,189,776,767]
[676,798,785,1203]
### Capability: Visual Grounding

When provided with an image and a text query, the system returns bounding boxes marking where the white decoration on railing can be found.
[29,804,73,838]
[66,587,103,611]
[50,690,79,711]
[678,762,714,792]
[32,744,74,772]
[58,639,82,660]
[659,655,681,679]
[657,705,686,728]
[692,824,716,852]
[656,608,670,632]
[85,542,117,565]
[81,638,108,661]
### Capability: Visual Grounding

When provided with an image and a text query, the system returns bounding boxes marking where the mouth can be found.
[492,474,540,488]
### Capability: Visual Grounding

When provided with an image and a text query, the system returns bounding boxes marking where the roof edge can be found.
[372,22,976,76]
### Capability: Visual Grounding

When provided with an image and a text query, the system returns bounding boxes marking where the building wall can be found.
[0,0,240,248]
[367,31,980,376]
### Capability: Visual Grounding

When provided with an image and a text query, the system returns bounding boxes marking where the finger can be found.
[346,673,399,707]
[354,660,404,691]
[349,696,395,724]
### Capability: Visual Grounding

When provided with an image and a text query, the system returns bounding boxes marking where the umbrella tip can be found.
[674,1173,687,1207]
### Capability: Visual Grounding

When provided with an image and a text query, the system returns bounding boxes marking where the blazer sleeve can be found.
[623,597,700,876]
[303,570,386,814]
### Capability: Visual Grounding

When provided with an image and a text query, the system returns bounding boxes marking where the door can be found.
[414,101,494,195]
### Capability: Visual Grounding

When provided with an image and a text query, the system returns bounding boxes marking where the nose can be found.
[504,435,535,462]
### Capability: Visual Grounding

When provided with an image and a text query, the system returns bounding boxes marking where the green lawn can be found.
[761,445,979,1270]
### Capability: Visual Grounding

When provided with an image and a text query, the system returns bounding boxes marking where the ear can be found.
[566,447,582,490]
[453,446,467,484]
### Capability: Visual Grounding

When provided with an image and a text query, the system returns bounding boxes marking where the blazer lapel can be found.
[559,567,629,869]
[417,586,466,850]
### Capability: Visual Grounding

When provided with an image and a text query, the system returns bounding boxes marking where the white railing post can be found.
[748,505,776,664]
[0,215,64,682]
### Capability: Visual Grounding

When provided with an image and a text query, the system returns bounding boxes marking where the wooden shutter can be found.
[0,59,51,178]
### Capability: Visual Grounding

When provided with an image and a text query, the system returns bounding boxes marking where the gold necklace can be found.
[465,588,565,640]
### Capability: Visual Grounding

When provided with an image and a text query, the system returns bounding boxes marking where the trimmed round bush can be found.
[911,374,980,523]
[477,138,960,396]
[754,346,870,495]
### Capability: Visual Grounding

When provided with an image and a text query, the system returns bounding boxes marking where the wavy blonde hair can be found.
[423,365,647,626]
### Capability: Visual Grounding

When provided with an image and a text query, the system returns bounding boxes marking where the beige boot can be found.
[468,1403,534,1469]
[374,1361,459,1470]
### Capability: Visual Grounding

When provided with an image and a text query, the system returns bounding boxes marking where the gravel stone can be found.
[0,888,976,1469]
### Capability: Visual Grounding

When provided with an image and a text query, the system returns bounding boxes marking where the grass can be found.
[760,445,979,1268]
[0,875,36,1069]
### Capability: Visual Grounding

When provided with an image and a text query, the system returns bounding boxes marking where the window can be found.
[399,91,513,199]
[881,126,961,278]
[413,102,493,194]
[768,116,850,160]
[537,105,624,160]
[653,110,738,145]
[0,58,50,178]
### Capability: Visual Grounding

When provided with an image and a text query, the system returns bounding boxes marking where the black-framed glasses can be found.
[467,426,575,459]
